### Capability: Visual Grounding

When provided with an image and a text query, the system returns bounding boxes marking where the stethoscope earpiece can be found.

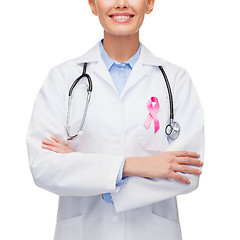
[66,131,84,141]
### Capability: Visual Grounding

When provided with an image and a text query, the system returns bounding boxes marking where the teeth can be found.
[113,15,130,20]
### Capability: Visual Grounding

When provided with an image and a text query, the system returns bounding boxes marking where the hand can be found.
[123,151,203,184]
[42,136,74,154]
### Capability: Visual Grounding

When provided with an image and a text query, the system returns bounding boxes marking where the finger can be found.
[42,144,60,153]
[42,144,67,154]
[173,151,200,158]
[177,157,203,167]
[42,139,64,148]
[42,139,56,146]
[169,172,191,184]
[175,165,202,176]
[50,136,67,145]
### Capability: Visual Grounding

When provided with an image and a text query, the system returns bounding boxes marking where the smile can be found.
[109,13,134,23]
[113,15,131,20]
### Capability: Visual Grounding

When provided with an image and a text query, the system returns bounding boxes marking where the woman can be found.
[27,0,204,239]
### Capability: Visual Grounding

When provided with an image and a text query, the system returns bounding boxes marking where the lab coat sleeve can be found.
[111,68,204,213]
[26,66,124,197]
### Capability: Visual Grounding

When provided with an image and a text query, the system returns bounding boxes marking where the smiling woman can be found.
[89,0,154,36]
[27,0,204,239]
[88,0,155,62]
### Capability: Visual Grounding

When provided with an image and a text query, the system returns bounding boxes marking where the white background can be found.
[0,0,239,239]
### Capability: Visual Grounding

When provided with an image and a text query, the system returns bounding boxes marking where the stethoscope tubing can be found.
[68,63,93,97]
[66,63,180,140]
[66,63,93,140]
[158,66,174,121]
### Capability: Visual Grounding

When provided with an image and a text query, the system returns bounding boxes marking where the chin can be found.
[105,28,140,38]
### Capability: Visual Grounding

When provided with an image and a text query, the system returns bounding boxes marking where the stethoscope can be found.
[66,63,180,141]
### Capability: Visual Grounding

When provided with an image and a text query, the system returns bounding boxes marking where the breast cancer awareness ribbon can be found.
[144,97,160,133]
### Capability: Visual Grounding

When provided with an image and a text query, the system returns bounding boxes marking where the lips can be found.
[109,13,134,23]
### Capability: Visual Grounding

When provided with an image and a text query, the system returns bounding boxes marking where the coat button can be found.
[112,216,118,222]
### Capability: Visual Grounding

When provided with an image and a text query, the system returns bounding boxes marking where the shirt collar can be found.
[75,41,167,67]
[99,39,141,70]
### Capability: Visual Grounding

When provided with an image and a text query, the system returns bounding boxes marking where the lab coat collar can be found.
[74,42,167,97]
[75,42,166,67]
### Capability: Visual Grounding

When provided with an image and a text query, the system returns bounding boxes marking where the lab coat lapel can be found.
[121,45,164,98]
[121,58,146,98]
[94,59,117,92]
[76,43,118,93]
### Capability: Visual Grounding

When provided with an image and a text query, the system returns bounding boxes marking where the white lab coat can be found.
[27,42,204,240]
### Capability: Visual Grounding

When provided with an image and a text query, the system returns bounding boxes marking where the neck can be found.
[103,31,140,62]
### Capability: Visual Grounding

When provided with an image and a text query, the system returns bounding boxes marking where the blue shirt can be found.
[99,40,141,203]
[100,40,141,95]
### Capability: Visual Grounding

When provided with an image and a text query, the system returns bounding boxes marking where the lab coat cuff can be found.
[116,157,128,187]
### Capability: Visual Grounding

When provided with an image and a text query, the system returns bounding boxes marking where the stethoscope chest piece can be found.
[165,120,180,140]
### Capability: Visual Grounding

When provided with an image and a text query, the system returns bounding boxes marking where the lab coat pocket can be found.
[151,212,182,240]
[137,121,169,153]
[137,94,170,153]
[54,215,83,240]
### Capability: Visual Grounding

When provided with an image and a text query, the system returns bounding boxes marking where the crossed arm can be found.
[42,136,203,185]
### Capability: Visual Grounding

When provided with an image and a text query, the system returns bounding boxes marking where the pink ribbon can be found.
[144,97,160,133]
